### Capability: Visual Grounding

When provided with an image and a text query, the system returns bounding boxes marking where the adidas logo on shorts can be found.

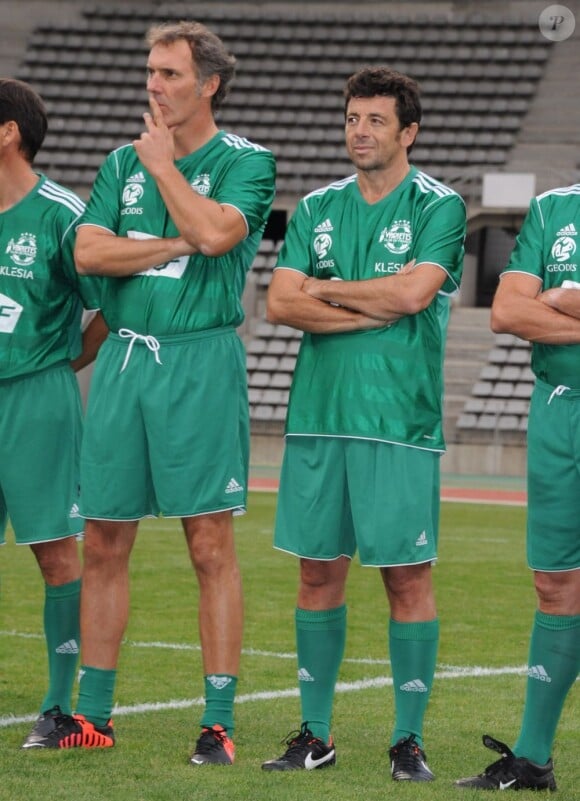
[225,478,243,494]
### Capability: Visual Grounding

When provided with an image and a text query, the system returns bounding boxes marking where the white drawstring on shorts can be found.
[118,328,162,373]
[547,384,570,405]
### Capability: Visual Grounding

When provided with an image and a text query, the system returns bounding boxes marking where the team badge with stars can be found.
[379,220,412,255]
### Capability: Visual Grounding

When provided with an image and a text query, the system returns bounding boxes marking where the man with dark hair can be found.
[0,78,106,748]
[455,182,580,792]
[36,21,276,763]
[261,66,465,779]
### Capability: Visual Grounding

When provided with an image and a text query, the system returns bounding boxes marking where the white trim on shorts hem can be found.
[81,505,246,522]
[273,544,437,568]
[12,532,82,546]
[164,505,246,519]
[273,545,352,561]
[527,563,580,573]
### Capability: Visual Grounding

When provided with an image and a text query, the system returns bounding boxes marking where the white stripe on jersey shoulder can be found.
[536,183,580,202]
[39,178,85,216]
[413,170,459,199]
[304,174,357,202]
[301,175,357,216]
[222,132,269,152]
[112,143,136,177]
[534,184,580,229]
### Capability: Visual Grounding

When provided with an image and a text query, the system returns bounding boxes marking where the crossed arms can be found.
[491,272,580,345]
[266,261,448,334]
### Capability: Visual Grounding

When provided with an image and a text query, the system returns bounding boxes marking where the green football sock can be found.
[389,617,439,747]
[39,578,81,715]
[296,604,347,742]
[514,611,580,765]
[201,674,238,735]
[76,665,117,727]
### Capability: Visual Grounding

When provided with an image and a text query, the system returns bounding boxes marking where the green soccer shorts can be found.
[80,328,249,520]
[526,380,580,572]
[274,436,440,566]
[0,363,84,545]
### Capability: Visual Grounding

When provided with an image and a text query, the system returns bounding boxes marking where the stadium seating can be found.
[18,3,552,195]
[455,332,532,441]
[246,319,302,428]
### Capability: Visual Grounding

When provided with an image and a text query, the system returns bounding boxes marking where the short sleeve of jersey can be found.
[78,149,123,234]
[214,146,276,236]
[274,200,312,275]
[59,218,102,311]
[413,193,466,294]
[502,199,544,279]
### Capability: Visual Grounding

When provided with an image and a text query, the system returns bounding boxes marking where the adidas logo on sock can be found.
[298,667,314,682]
[400,679,428,693]
[528,664,552,683]
[415,531,428,547]
[225,477,243,494]
[56,639,79,655]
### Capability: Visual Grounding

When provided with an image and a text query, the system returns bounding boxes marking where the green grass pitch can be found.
[1,493,578,800]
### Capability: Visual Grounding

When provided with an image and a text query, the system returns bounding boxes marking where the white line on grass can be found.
[0,630,389,666]
[0,648,531,730]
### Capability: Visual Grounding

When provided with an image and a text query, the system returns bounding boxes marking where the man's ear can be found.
[0,120,19,146]
[201,73,221,100]
[401,122,419,150]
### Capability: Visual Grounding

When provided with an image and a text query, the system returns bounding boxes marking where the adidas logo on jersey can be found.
[225,477,243,494]
[314,218,334,233]
[528,665,552,683]
[126,171,146,183]
[415,531,428,547]
[298,668,314,682]
[400,679,428,693]
[56,639,79,655]
[557,223,578,237]
[69,503,81,518]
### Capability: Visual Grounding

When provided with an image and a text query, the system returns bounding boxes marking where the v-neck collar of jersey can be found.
[354,164,417,208]
[174,130,224,167]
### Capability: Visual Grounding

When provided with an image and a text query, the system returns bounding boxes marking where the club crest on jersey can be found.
[551,234,576,261]
[6,233,37,267]
[379,220,412,255]
[122,183,144,206]
[191,174,211,196]
[314,233,332,259]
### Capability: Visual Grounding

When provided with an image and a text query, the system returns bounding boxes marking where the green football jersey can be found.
[503,183,580,388]
[79,131,276,335]
[277,166,466,451]
[0,175,100,380]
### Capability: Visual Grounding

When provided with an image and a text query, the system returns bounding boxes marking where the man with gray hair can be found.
[36,21,276,763]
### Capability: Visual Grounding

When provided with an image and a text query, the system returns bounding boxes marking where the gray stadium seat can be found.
[22,6,551,194]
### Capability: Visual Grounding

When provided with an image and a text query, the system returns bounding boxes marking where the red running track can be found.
[248,478,527,506]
